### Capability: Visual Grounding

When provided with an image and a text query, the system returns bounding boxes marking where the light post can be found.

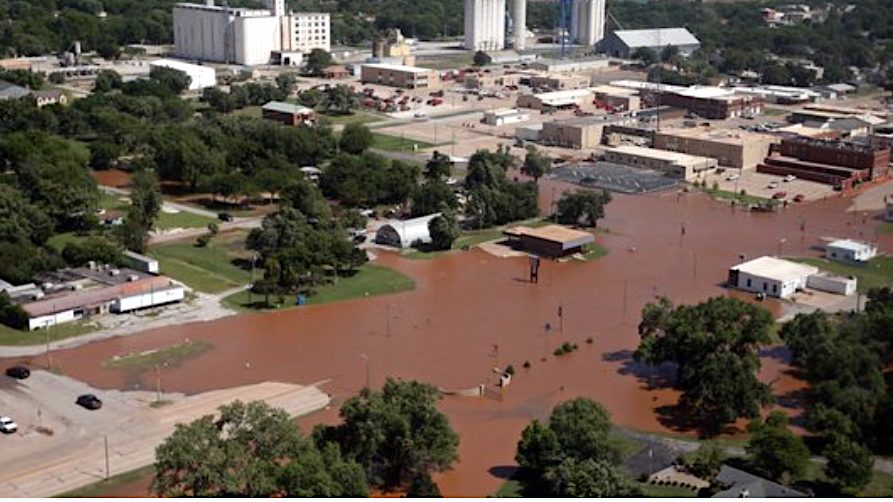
[360,353,370,389]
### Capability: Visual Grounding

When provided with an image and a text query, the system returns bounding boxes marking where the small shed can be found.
[504,225,595,258]
[262,101,316,127]
[825,239,877,263]
[375,213,442,248]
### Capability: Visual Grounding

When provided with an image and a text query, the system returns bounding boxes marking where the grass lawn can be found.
[155,210,216,231]
[222,264,414,311]
[47,232,89,252]
[638,482,698,497]
[149,232,252,294]
[703,188,767,205]
[230,105,262,118]
[579,243,608,262]
[371,132,441,152]
[863,469,893,497]
[321,111,382,126]
[793,256,893,293]
[55,465,154,498]
[0,321,98,346]
[103,340,212,371]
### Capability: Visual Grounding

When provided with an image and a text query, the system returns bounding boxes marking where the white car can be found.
[0,416,17,434]
[767,182,779,189]
[784,175,797,182]
[726,174,740,181]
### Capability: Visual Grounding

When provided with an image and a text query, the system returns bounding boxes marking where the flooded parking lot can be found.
[3,185,886,496]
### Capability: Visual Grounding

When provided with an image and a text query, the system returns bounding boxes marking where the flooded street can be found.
[4,187,884,496]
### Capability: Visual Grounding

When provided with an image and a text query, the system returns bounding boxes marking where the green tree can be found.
[427,211,459,251]
[153,401,368,497]
[130,169,163,231]
[149,66,192,95]
[62,236,122,267]
[94,69,122,93]
[685,441,725,480]
[745,411,810,483]
[339,123,373,154]
[823,434,874,494]
[275,72,298,95]
[632,47,658,66]
[636,297,774,434]
[406,471,442,497]
[521,145,551,182]
[543,457,642,497]
[314,379,459,488]
[555,190,612,227]
[89,141,123,170]
[323,84,359,115]
[473,50,490,66]
[305,49,335,76]
[411,181,457,217]
[424,151,452,182]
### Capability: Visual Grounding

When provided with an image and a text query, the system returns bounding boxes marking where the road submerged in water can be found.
[4,181,888,496]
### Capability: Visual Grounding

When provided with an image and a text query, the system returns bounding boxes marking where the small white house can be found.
[729,256,818,299]
[825,239,877,263]
[483,108,530,127]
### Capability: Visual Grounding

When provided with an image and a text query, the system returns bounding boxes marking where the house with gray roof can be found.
[712,465,808,498]
[0,80,31,100]
[598,28,701,59]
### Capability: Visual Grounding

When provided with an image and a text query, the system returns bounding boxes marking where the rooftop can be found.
[611,28,701,48]
[505,225,595,250]
[656,127,776,145]
[731,256,819,283]
[362,63,433,74]
[827,239,876,252]
[609,145,712,164]
[262,101,315,115]
[676,86,736,100]
[713,465,807,498]
[591,85,640,97]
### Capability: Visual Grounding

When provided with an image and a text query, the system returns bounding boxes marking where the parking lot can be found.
[551,162,681,194]
[0,371,330,497]
[702,168,836,202]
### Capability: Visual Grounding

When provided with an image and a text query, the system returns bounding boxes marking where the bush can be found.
[195,234,211,247]
[586,337,594,344]
[523,360,531,369]
[505,364,515,375]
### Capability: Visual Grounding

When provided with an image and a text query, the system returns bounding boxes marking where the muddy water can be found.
[6,188,883,496]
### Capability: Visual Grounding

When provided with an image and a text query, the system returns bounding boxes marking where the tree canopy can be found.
[745,411,811,484]
[555,190,611,228]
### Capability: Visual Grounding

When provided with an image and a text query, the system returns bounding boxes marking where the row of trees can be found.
[153,379,458,497]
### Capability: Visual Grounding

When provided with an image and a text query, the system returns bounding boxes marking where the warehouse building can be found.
[529,74,592,92]
[173,1,330,66]
[503,225,595,259]
[360,63,440,89]
[540,114,638,149]
[728,256,856,299]
[825,239,877,263]
[658,86,763,120]
[598,28,700,59]
[149,59,216,90]
[603,145,718,181]
[591,85,640,112]
[261,101,316,126]
[654,127,778,170]
[483,108,530,126]
[758,138,891,190]
[516,88,594,110]
[375,213,442,248]
[528,57,609,73]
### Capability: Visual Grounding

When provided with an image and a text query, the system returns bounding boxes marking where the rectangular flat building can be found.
[825,239,877,263]
[654,127,778,170]
[598,28,700,59]
[728,256,818,299]
[360,63,440,89]
[262,101,316,126]
[504,225,595,258]
[603,145,718,181]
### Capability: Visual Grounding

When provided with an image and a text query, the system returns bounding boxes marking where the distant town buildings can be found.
[173,0,330,66]
[653,127,778,170]
[603,145,718,181]
[598,28,701,59]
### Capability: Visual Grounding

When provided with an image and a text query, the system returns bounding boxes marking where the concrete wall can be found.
[541,122,604,149]
[654,132,776,170]
[807,274,857,296]
[825,245,877,263]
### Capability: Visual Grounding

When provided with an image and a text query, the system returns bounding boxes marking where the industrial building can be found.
[825,239,877,263]
[540,114,638,149]
[516,88,594,110]
[503,225,595,258]
[360,63,440,89]
[149,59,216,90]
[603,145,718,181]
[598,28,701,59]
[529,74,591,92]
[375,214,442,248]
[728,256,856,299]
[483,108,530,126]
[528,57,610,74]
[592,85,641,112]
[758,138,891,190]
[173,0,330,66]
[464,0,506,51]
[12,267,185,331]
[570,0,606,46]
[608,81,763,120]
[653,127,778,170]
[261,101,316,126]
[733,85,820,105]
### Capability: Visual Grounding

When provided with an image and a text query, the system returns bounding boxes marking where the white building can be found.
[825,239,878,263]
[571,0,606,46]
[149,58,216,90]
[173,0,330,66]
[375,213,442,249]
[484,108,531,126]
[729,256,818,299]
[464,0,506,52]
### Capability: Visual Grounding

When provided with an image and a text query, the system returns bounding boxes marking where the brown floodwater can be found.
[5,185,885,496]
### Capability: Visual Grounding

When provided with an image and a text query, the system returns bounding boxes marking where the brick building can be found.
[758,137,891,190]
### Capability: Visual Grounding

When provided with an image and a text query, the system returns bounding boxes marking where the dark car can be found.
[218,212,234,222]
[76,394,102,410]
[5,366,30,380]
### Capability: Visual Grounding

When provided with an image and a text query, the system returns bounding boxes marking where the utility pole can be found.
[558,302,564,333]
[104,435,110,480]
[154,364,162,403]
[360,353,370,389]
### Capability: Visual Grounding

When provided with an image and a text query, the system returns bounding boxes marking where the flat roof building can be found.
[504,225,595,258]
[517,88,594,110]
[540,114,638,149]
[529,74,592,92]
[483,108,530,126]
[758,137,891,190]
[603,145,718,181]
[654,127,778,170]
[528,57,610,73]
[728,256,856,299]
[360,63,440,89]
[825,239,878,263]
[598,28,701,59]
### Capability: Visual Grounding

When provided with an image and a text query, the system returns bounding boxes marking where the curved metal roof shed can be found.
[375,213,442,249]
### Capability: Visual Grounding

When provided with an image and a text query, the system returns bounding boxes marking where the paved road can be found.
[101,186,219,218]
[0,372,330,497]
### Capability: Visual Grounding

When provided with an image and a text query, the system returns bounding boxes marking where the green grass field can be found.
[322,111,383,126]
[371,132,440,152]
[103,340,212,371]
[149,232,252,294]
[0,321,98,346]
[793,256,893,293]
[703,188,767,205]
[155,210,216,231]
[222,264,414,311]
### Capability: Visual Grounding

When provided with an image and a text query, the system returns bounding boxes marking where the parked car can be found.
[772,191,787,199]
[0,417,17,434]
[784,175,797,182]
[5,366,30,379]
[218,213,234,222]
[767,182,779,189]
[726,174,739,181]
[793,194,806,203]
[76,394,102,410]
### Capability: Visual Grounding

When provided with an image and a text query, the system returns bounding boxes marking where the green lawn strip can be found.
[0,321,99,347]
[55,465,154,498]
[702,188,767,205]
[638,482,698,497]
[493,479,523,497]
[47,232,89,252]
[230,105,262,118]
[792,256,893,293]
[222,264,414,311]
[762,108,789,116]
[149,234,251,294]
[103,340,213,371]
[154,210,216,231]
[370,132,444,152]
[578,243,608,262]
[320,111,383,126]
